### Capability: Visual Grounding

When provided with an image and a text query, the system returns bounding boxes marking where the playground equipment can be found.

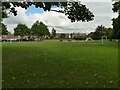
[102,36,107,44]
[85,37,93,42]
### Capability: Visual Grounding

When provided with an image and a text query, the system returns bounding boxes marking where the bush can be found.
[68,39,72,41]
[73,36,86,40]
[59,39,63,41]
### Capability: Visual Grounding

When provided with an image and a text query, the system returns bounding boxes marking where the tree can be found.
[107,28,113,39]
[1,1,94,23]
[0,23,8,35]
[94,25,106,39]
[60,34,65,39]
[51,28,56,38]
[31,21,50,39]
[95,25,112,39]
[112,1,120,39]
[112,1,120,14]
[88,32,98,40]
[112,16,120,39]
[14,24,30,37]
[88,25,113,40]
[64,2,94,22]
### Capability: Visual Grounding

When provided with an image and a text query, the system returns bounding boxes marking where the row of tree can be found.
[0,22,117,40]
[57,25,114,40]
[14,21,50,39]
[1,21,58,40]
[88,25,113,40]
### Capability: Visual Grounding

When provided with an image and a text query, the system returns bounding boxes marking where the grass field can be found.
[2,40,118,88]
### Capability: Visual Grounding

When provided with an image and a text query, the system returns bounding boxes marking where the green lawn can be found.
[2,40,118,88]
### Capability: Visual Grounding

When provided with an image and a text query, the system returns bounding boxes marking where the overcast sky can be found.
[3,1,118,34]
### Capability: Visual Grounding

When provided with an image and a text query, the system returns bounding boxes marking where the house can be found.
[0,32,22,42]
[55,33,87,39]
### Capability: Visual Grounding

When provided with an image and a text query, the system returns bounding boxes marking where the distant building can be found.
[0,32,22,41]
[55,33,86,39]
[0,33,50,41]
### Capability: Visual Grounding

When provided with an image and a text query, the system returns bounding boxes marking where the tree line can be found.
[0,22,118,41]
[14,21,50,40]
[52,25,114,40]
[88,25,113,40]
[1,21,51,40]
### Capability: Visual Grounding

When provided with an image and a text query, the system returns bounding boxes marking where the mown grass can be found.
[2,40,118,88]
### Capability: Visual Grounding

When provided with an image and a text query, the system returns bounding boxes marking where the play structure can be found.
[102,36,107,44]
[85,37,93,42]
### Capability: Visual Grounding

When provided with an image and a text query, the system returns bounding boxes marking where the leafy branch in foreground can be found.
[1,1,94,22]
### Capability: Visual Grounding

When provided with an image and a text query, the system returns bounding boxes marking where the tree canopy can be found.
[31,21,50,38]
[88,25,113,40]
[1,1,94,22]
[14,24,30,36]
[112,1,120,14]
[112,1,120,39]
[51,28,56,38]
[0,23,8,35]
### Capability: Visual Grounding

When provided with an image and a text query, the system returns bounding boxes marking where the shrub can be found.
[59,39,63,41]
